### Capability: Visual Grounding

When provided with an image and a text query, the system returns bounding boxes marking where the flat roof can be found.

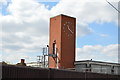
[75,60,120,66]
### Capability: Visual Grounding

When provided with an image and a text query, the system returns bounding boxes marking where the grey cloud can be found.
[2,33,33,44]
[77,23,93,36]
[3,44,24,51]
[76,44,118,62]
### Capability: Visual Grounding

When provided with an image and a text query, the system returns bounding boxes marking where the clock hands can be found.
[67,25,73,34]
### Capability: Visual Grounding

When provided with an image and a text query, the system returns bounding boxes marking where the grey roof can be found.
[74,60,120,66]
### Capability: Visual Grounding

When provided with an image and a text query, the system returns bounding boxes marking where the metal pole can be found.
[56,48,59,69]
[47,45,49,68]
[43,48,45,68]
[106,0,120,13]
[37,56,41,67]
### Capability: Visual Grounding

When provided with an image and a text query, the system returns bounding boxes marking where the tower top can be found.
[50,14,76,19]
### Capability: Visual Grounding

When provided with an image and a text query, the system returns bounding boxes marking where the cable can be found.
[106,0,120,13]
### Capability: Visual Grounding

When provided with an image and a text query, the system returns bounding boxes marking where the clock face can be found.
[63,21,74,38]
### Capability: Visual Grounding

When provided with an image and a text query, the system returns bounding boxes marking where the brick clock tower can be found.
[49,14,76,69]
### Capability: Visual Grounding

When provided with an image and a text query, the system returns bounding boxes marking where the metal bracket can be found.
[48,54,57,58]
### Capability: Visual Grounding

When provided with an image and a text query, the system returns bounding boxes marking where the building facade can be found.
[74,60,120,75]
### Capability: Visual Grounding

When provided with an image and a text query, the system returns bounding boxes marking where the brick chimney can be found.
[21,59,25,63]
[16,59,26,66]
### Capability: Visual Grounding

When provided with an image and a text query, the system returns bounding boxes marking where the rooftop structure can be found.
[74,60,120,75]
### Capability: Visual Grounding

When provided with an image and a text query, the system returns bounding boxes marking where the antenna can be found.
[106,0,120,13]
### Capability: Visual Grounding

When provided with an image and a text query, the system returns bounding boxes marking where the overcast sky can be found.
[0,0,119,64]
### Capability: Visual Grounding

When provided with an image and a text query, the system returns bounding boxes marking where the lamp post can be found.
[47,45,49,68]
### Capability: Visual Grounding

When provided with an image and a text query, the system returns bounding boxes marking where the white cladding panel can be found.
[75,62,120,75]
